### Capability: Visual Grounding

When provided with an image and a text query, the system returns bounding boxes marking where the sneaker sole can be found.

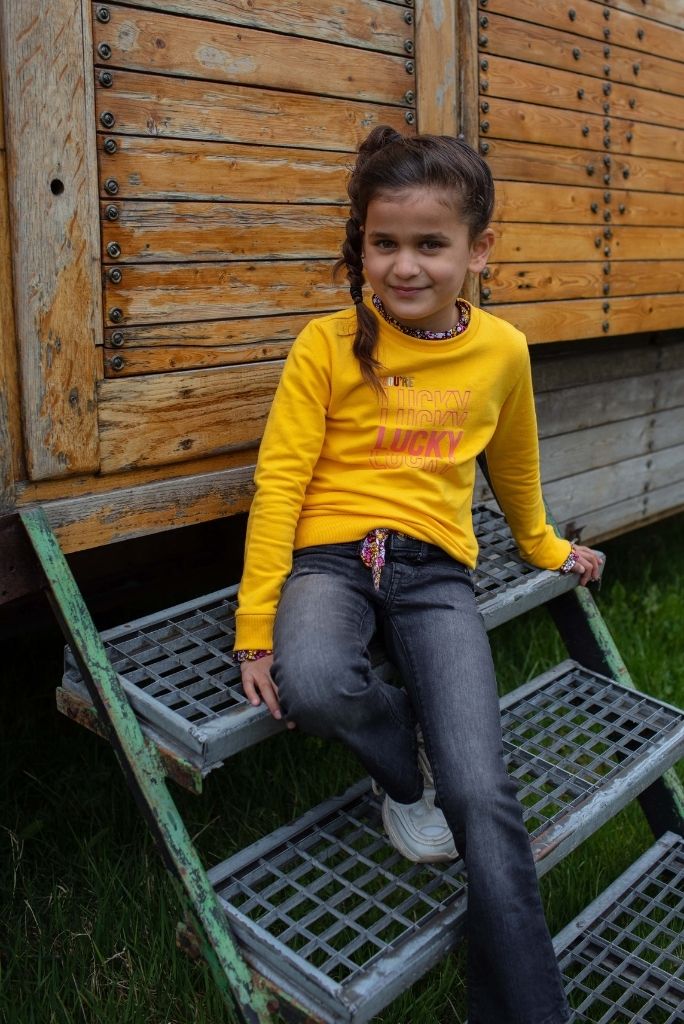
[381,799,458,864]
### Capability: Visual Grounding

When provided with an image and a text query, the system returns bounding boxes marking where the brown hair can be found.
[335,126,495,391]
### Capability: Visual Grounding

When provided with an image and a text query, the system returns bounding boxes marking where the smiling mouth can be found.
[390,285,425,295]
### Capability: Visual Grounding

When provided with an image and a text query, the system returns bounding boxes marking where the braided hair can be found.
[335,125,495,391]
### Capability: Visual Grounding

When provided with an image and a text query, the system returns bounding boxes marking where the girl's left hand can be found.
[569,544,604,587]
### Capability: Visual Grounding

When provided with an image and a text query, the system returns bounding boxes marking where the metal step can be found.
[554,830,684,1023]
[60,506,583,776]
[206,662,684,1024]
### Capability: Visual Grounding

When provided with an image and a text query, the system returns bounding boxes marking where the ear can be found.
[468,228,495,275]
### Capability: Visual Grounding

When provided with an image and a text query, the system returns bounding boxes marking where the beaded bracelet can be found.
[558,547,578,575]
[233,649,272,664]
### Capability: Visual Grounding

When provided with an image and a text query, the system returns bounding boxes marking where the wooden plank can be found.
[104,313,311,349]
[416,0,457,135]
[484,260,684,304]
[531,335,684,393]
[103,260,347,326]
[483,96,684,163]
[98,137,351,202]
[93,5,411,106]
[103,0,409,54]
[482,55,684,133]
[491,223,684,262]
[104,341,293,377]
[102,203,347,263]
[484,0,684,65]
[0,0,102,481]
[540,408,684,481]
[495,182,684,227]
[97,362,283,472]
[482,13,684,98]
[96,70,411,152]
[605,0,684,33]
[486,139,684,194]
[491,293,684,344]
[558,480,684,546]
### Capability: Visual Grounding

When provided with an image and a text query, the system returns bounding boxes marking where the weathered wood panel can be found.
[491,224,684,263]
[604,0,684,33]
[104,341,292,377]
[496,182,684,227]
[415,0,457,135]
[97,363,283,472]
[484,261,684,304]
[486,140,684,194]
[492,294,684,344]
[103,261,347,326]
[483,96,684,162]
[0,70,22,508]
[0,0,101,481]
[96,70,410,151]
[93,6,411,105]
[102,203,347,263]
[101,0,409,54]
[483,0,684,63]
[98,138,351,202]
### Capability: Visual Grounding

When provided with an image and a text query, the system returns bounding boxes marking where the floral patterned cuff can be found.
[233,649,273,664]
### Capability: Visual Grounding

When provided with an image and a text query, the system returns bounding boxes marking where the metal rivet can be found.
[481,120,490,132]
[105,204,119,220]
[603,301,610,312]
[573,47,581,60]
[111,331,124,347]
[481,100,490,113]
[104,177,119,195]
[626,131,633,142]
[591,202,599,213]
[480,58,489,70]
[404,39,413,54]
[637,28,645,40]
[629,97,636,109]
[604,118,611,130]
[604,246,611,256]
[100,111,115,128]
[482,267,491,279]
[602,321,610,332]
[603,83,612,96]
[111,355,125,371]
[586,163,595,176]
[404,10,413,23]
[604,137,611,149]
[404,110,415,125]
[108,267,122,284]
[568,8,576,20]
[481,78,489,91]
[603,283,610,295]
[604,46,610,58]
[479,34,489,46]
[482,287,491,299]
[109,307,123,322]
[99,70,113,88]
[604,28,611,40]
[405,60,414,74]
[603,173,611,184]
[103,137,117,154]
[107,241,121,258]
[480,14,489,27]
[405,0,413,5]
[603,101,610,113]
[582,125,590,136]
[604,192,611,202]
[603,263,611,274]
[98,42,112,60]
[577,88,585,99]
[604,65,610,76]
[604,210,611,222]
[633,63,640,75]
[623,167,630,179]
[404,90,415,104]
[618,203,626,213]
[96,5,111,21]
[603,7,610,18]
[604,155,611,167]
[480,141,490,154]
[595,236,602,248]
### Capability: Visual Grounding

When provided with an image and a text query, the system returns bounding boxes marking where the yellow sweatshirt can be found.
[234,302,571,649]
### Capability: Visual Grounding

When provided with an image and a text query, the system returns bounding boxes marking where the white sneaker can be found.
[382,788,457,862]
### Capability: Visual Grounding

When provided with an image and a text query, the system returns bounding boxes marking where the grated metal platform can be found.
[60,506,582,773]
[554,830,684,1023]
[205,662,684,1024]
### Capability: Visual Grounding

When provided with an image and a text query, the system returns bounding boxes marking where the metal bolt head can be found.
[603,301,610,313]
[404,39,414,54]
[603,101,610,113]
[577,88,585,99]
[629,97,636,109]
[603,283,610,295]
[604,27,611,40]
[604,46,610,58]
[479,34,489,46]
[405,60,414,74]
[568,8,576,20]
[595,236,602,248]
[637,28,645,40]
[404,10,413,24]
[404,89,415,104]
[482,267,491,279]
[604,136,611,149]
[480,141,490,154]
[108,267,122,284]
[618,203,626,214]
[106,240,121,258]
[481,78,489,91]
[96,5,111,21]
[604,118,610,130]
[604,246,611,256]
[603,210,611,222]
[604,155,611,167]
[104,177,119,195]
[481,120,490,133]
[604,191,611,202]
[603,64,610,76]
[99,70,114,88]
[603,263,611,274]
[603,82,612,96]
[602,321,610,332]
[572,47,581,60]
[111,355,125,371]
[591,202,599,213]
[626,131,633,142]
[603,7,610,18]
[586,163,595,176]
[582,125,590,137]
[480,14,489,27]
[481,100,490,113]
[104,137,117,154]
[404,110,415,125]
[482,287,491,299]
[622,167,630,179]
[105,204,119,220]
[603,173,611,184]
[633,63,640,75]
[480,58,489,71]
[100,111,115,128]
[109,307,123,322]
[111,331,124,347]
[98,42,112,60]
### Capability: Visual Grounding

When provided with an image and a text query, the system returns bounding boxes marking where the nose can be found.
[393,248,420,279]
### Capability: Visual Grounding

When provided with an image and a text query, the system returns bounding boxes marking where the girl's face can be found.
[362,187,493,333]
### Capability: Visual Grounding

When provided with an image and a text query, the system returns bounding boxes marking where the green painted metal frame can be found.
[19,507,279,1024]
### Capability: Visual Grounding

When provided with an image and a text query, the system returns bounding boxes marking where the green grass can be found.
[1,514,683,1024]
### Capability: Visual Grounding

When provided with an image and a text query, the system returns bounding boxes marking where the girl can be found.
[233,126,601,1024]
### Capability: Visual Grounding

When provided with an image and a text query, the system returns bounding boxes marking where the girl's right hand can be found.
[240,655,296,729]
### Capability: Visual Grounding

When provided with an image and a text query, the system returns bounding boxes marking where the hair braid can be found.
[338,213,381,391]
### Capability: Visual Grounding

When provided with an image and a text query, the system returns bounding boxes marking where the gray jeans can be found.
[272,534,570,1024]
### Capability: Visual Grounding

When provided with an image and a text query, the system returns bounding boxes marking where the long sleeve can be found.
[234,323,331,649]
[485,350,571,570]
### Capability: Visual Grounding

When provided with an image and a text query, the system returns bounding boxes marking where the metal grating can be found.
[206,665,684,1023]
[555,832,684,1024]
[61,506,581,769]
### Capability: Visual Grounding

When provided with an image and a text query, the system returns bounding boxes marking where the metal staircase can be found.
[20,504,684,1023]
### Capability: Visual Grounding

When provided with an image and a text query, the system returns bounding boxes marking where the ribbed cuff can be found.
[233,612,276,651]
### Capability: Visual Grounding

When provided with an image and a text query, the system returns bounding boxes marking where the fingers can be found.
[241,657,283,720]
[571,545,604,587]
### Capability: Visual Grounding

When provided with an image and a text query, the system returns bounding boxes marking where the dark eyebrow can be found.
[366,230,450,242]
